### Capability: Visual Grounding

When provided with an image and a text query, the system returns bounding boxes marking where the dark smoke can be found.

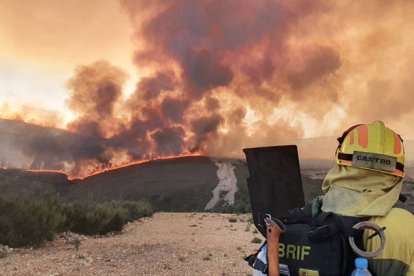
[204,97,220,111]
[183,49,233,93]
[190,114,223,152]
[67,120,102,137]
[8,0,413,176]
[287,46,341,91]
[0,118,112,177]
[151,126,185,155]
[137,71,175,100]
[66,60,127,137]
[161,97,186,123]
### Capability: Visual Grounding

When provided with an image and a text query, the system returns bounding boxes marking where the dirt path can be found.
[0,212,262,276]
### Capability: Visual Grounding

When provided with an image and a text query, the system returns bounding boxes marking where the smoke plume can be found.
[2,0,414,177]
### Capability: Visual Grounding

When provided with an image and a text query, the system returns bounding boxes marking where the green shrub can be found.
[117,200,154,220]
[0,196,154,247]
[251,237,262,244]
[228,217,238,223]
[0,196,65,247]
[62,200,154,236]
[62,202,126,235]
[100,204,129,234]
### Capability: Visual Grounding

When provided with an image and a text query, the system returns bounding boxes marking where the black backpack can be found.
[246,199,368,276]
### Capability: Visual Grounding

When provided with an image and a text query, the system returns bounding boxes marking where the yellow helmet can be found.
[335,120,405,177]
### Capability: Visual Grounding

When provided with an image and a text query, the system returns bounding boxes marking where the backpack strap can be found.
[309,212,367,241]
[308,223,340,242]
[246,255,268,274]
[245,242,268,274]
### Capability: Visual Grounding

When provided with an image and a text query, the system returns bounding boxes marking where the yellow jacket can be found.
[364,208,414,275]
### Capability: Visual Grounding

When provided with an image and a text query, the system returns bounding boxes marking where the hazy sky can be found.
[0,0,136,122]
[1,0,414,143]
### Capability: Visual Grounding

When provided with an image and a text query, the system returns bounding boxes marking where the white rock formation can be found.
[205,160,238,210]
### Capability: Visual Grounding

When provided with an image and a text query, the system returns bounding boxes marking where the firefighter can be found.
[322,120,414,275]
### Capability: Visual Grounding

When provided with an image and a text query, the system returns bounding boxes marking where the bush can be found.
[0,196,65,247]
[0,196,154,247]
[62,200,154,236]
[117,200,154,221]
[62,202,126,235]
[251,237,262,244]
[228,217,238,223]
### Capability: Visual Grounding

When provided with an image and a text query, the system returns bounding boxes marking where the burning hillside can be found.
[0,117,205,179]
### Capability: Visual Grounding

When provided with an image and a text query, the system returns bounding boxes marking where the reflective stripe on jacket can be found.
[364,208,414,276]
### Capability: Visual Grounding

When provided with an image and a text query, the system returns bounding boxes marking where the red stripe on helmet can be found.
[349,131,354,145]
[394,133,402,154]
[357,125,368,148]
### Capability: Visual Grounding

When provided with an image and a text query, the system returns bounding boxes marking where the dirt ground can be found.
[0,212,262,276]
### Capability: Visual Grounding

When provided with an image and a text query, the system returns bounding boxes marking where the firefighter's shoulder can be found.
[365,207,414,276]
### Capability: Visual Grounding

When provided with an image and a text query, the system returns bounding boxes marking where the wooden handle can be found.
[266,218,283,276]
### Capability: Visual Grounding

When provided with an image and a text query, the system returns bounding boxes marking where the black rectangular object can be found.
[243,145,305,237]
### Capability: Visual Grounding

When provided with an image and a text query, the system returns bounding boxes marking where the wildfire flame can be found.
[23,152,202,180]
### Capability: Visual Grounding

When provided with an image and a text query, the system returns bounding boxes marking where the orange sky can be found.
[0,0,136,122]
[1,0,414,142]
